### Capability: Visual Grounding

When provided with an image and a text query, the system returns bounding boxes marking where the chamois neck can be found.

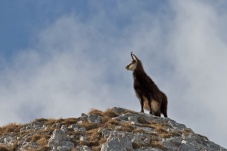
[132,61,147,78]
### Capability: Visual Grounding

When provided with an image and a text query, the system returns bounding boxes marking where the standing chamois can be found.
[125,52,168,117]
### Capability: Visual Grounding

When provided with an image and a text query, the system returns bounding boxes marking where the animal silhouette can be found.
[125,52,168,117]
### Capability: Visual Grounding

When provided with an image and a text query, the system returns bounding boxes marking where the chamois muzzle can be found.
[125,53,137,71]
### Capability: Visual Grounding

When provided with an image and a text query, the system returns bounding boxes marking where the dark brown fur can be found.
[127,53,168,117]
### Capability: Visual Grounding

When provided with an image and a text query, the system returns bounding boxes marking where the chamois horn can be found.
[131,52,138,60]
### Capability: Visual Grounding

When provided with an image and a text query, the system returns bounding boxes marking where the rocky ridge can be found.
[0,107,226,151]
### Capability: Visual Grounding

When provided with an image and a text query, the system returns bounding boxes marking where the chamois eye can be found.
[132,60,136,63]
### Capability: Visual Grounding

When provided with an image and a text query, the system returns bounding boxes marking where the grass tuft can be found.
[88,108,104,116]
[0,146,9,151]
[0,123,22,136]
[103,109,118,118]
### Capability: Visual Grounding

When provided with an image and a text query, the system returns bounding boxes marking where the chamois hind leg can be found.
[154,112,161,117]
[151,100,161,117]
[161,98,168,117]
[154,110,161,117]
[139,94,144,113]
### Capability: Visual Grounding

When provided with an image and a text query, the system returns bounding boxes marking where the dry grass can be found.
[71,109,123,150]
[32,117,78,128]
[141,121,181,139]
[76,109,137,150]
[71,118,106,149]
[36,136,48,146]
[155,127,167,133]
[181,128,192,135]
[151,141,167,151]
[81,128,106,151]
[89,108,118,119]
[0,146,9,151]
[132,129,146,134]
[102,118,119,130]
[0,108,180,151]
[118,122,134,132]
[88,108,104,116]
[32,118,49,123]
[158,131,180,138]
[61,118,78,125]
[1,116,156,150]
[77,121,99,131]
[30,134,41,142]
[100,116,110,124]
[21,131,51,150]
[150,121,168,128]
[0,123,22,136]
[0,140,19,151]
[42,118,59,126]
[103,109,118,118]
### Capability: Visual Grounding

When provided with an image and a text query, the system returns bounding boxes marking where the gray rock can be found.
[111,107,127,114]
[161,137,182,151]
[50,129,67,141]
[48,129,74,151]
[81,113,88,121]
[80,136,87,142]
[61,125,68,133]
[114,113,138,122]
[135,148,163,151]
[57,146,72,151]
[0,107,226,151]
[132,132,150,144]
[102,129,112,138]
[135,126,153,133]
[76,145,92,151]
[74,127,86,132]
[56,123,62,128]
[33,122,44,130]
[88,114,102,124]
[128,115,139,124]
[61,141,74,149]
[101,132,133,151]
[68,124,78,129]
[167,119,187,130]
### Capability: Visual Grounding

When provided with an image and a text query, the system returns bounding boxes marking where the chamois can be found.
[125,52,168,117]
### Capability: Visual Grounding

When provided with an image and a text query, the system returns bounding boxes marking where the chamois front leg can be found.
[139,94,144,113]
[148,96,152,115]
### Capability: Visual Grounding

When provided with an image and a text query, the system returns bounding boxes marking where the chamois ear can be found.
[131,52,138,61]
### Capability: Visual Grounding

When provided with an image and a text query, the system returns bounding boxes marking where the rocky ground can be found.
[0,107,226,151]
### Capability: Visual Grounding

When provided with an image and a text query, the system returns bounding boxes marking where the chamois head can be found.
[125,52,139,71]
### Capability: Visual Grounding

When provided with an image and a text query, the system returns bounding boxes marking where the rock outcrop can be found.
[0,107,226,151]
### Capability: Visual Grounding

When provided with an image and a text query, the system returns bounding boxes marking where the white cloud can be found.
[167,0,227,147]
[0,0,226,148]
[0,15,136,124]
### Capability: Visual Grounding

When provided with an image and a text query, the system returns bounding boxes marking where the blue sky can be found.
[0,0,227,148]
[0,1,88,56]
[0,1,166,56]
